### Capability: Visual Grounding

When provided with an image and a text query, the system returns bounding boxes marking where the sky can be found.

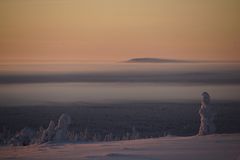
[0,0,240,63]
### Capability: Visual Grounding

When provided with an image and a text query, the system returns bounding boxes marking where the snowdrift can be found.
[0,134,239,160]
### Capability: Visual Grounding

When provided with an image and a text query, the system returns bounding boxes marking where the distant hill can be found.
[125,58,240,63]
[126,58,188,63]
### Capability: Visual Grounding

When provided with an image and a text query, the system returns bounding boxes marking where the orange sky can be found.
[0,0,240,63]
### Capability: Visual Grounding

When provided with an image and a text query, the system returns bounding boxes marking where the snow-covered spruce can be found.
[9,127,34,146]
[41,113,71,143]
[198,92,216,135]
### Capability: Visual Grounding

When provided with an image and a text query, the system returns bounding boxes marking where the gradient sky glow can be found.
[0,0,240,62]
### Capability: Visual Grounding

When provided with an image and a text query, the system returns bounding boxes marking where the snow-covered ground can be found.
[0,134,240,160]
